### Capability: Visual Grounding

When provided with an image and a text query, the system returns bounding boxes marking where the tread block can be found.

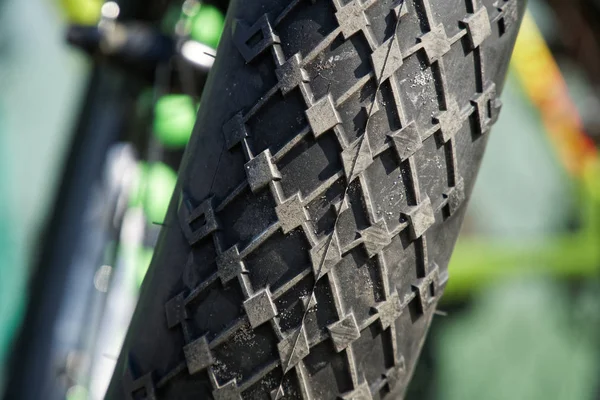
[443,178,465,216]
[471,82,500,135]
[374,292,403,330]
[276,53,309,95]
[412,265,440,312]
[306,94,341,137]
[223,112,248,150]
[212,380,241,400]
[341,136,373,181]
[340,381,373,400]
[309,233,342,279]
[278,326,310,372]
[275,193,310,234]
[165,292,188,329]
[371,36,403,83]
[335,0,370,39]
[328,313,361,352]
[434,98,464,142]
[245,149,281,193]
[183,336,213,374]
[389,122,422,162]
[361,220,392,258]
[418,24,451,64]
[404,196,435,240]
[461,7,492,49]
[233,14,279,63]
[180,197,219,246]
[243,288,278,328]
[216,245,246,284]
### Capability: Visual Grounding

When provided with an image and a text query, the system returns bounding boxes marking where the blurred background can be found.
[0,0,599,399]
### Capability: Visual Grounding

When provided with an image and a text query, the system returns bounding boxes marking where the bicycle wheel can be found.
[107,0,524,398]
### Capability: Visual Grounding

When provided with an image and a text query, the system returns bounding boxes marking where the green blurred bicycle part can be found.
[189,4,225,49]
[153,94,197,149]
[60,0,103,24]
[445,159,600,300]
[129,162,177,224]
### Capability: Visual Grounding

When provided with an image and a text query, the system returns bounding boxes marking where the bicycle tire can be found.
[107,0,524,399]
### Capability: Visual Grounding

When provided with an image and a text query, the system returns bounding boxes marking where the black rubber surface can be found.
[107,0,524,399]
